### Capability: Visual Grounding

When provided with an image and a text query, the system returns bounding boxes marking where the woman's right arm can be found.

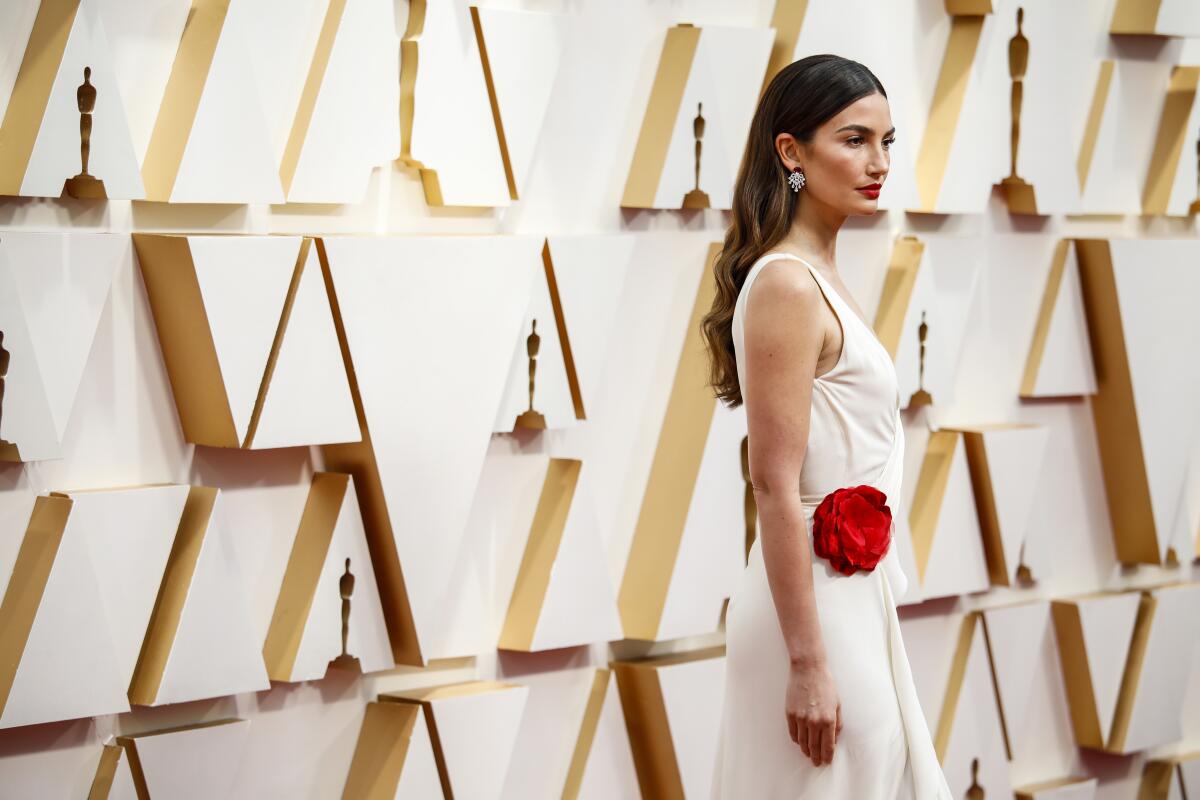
[742,263,842,768]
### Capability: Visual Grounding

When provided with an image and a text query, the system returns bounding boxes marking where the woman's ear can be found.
[774,132,802,172]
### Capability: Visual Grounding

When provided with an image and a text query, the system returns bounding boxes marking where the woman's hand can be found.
[785,659,843,767]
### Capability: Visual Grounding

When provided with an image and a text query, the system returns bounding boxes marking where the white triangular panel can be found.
[285,0,399,203]
[96,0,191,163]
[2,232,122,443]
[166,3,283,203]
[658,653,726,800]
[544,235,634,417]
[939,622,1014,800]
[188,235,299,446]
[322,235,541,661]
[15,0,143,198]
[471,7,563,198]
[895,238,981,412]
[433,684,529,800]
[1081,60,1172,214]
[0,254,58,461]
[651,25,772,209]
[288,476,393,681]
[107,746,138,800]
[1109,239,1200,562]
[407,0,509,206]
[1181,756,1200,798]
[920,436,990,600]
[983,425,1050,584]
[152,493,270,705]
[657,401,745,641]
[396,707,442,797]
[252,242,358,449]
[526,467,622,652]
[126,719,250,800]
[71,485,189,687]
[982,600,1051,760]
[1076,592,1142,738]
[1029,243,1097,397]
[0,497,126,729]
[1122,583,1200,752]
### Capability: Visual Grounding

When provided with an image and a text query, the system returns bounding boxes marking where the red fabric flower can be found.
[811,485,892,576]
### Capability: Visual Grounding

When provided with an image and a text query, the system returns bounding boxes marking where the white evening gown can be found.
[711,252,952,799]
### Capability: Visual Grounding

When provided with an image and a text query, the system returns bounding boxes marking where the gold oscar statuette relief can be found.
[513,318,547,430]
[0,329,11,453]
[996,8,1037,214]
[62,67,107,200]
[682,102,711,209]
[1189,126,1200,216]
[965,758,986,799]
[328,557,362,673]
[907,310,934,409]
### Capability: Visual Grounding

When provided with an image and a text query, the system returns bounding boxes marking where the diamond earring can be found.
[788,167,806,192]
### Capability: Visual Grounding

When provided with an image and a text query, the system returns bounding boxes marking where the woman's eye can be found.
[847,136,864,146]
[883,137,896,149]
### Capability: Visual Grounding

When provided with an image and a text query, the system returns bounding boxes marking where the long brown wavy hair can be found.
[700,55,886,407]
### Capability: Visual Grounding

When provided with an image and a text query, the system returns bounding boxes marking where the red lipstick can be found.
[857,183,881,199]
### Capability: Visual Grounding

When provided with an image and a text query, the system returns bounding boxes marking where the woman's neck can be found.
[776,198,845,272]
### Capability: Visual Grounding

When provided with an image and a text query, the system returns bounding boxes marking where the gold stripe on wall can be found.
[760,0,809,94]
[612,646,723,799]
[280,0,348,194]
[1020,239,1070,397]
[957,428,1007,586]
[618,243,720,641]
[498,458,582,651]
[543,240,586,420]
[0,494,73,718]
[128,486,217,705]
[243,238,311,449]
[133,234,240,448]
[933,612,978,761]
[1106,591,1155,751]
[945,0,993,13]
[621,25,701,208]
[1077,61,1114,193]
[470,6,518,200]
[86,744,126,800]
[1142,66,1200,215]
[563,668,611,799]
[873,235,924,359]
[340,702,421,800]
[1049,598,1106,749]
[1073,239,1160,564]
[908,429,958,581]
[0,0,81,195]
[1110,0,1162,34]
[262,472,347,680]
[142,0,231,201]
[914,15,984,212]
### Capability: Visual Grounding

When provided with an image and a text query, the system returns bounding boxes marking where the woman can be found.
[703,55,952,798]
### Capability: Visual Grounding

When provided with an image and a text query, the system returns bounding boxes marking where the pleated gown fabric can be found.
[711,252,952,799]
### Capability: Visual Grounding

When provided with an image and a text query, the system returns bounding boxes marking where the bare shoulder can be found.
[744,260,824,339]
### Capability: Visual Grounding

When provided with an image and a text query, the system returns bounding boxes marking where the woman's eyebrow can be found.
[835,124,897,136]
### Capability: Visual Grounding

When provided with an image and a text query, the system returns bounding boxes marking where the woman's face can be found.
[778,92,894,216]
